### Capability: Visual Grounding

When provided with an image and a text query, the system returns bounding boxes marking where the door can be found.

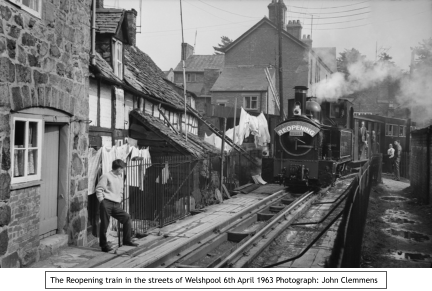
[39,125,60,237]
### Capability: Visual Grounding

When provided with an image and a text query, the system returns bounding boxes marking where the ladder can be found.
[185,104,259,165]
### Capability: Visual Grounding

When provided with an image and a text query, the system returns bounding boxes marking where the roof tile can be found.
[174,55,224,72]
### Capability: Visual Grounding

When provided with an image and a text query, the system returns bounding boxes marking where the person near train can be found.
[393,140,402,181]
[359,121,367,159]
[387,143,395,173]
[96,159,138,252]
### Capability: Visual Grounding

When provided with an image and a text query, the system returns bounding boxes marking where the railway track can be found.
[151,177,355,269]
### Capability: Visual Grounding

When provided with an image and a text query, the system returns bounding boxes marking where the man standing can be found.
[96,159,138,252]
[387,143,395,173]
[393,140,402,181]
[359,121,367,159]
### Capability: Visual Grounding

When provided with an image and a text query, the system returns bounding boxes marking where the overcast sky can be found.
[105,0,432,71]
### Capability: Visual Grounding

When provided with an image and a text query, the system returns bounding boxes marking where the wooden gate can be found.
[39,125,60,237]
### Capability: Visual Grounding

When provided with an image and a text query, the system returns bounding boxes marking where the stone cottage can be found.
[0,0,91,267]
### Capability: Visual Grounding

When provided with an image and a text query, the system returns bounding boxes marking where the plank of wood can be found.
[222,184,231,199]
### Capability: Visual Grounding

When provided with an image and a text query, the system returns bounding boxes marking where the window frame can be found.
[399,125,406,137]
[9,0,42,18]
[386,124,394,136]
[186,73,196,82]
[112,38,123,79]
[11,114,43,184]
[244,95,259,110]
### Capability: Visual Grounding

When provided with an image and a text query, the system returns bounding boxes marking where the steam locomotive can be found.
[274,86,355,187]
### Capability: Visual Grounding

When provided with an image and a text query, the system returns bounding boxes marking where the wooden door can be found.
[39,125,60,237]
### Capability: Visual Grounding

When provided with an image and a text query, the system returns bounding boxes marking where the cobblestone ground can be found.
[361,173,432,267]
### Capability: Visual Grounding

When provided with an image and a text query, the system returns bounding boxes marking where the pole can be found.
[311,15,313,40]
[180,0,188,142]
[277,0,284,122]
[220,118,226,193]
[233,99,237,145]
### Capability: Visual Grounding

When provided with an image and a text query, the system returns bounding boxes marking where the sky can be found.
[104,0,432,72]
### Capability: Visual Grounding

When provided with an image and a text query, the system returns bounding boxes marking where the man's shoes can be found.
[123,241,138,247]
[101,245,113,252]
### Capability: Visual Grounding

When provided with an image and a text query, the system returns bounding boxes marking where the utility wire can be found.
[287,1,370,10]
[142,19,258,34]
[287,11,370,19]
[302,17,370,26]
[303,10,428,30]
[289,6,368,14]
[183,0,233,23]
[196,0,257,18]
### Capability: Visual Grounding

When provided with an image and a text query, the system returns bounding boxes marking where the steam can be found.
[309,53,432,125]
[396,65,432,124]
[312,60,402,102]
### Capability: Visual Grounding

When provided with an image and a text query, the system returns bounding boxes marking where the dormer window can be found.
[113,38,123,79]
[8,0,42,18]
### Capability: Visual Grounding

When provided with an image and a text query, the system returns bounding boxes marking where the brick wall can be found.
[0,0,91,267]
[410,126,432,204]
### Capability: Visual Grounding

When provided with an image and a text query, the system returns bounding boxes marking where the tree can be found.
[411,37,432,69]
[213,36,233,55]
[336,48,368,78]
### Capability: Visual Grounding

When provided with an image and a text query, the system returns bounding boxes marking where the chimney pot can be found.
[307,35,310,39]
[297,20,300,24]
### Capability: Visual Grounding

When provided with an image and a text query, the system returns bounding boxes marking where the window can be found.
[187,73,196,82]
[9,0,42,18]
[244,96,258,110]
[399,126,406,137]
[11,115,43,184]
[112,38,123,79]
[386,124,393,136]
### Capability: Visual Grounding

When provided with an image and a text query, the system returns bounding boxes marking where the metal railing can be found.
[326,154,382,267]
[122,155,198,236]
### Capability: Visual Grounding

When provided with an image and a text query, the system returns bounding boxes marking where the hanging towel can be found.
[115,144,129,162]
[238,107,250,145]
[88,148,102,195]
[156,161,170,184]
[204,133,215,147]
[101,145,117,174]
[256,113,271,146]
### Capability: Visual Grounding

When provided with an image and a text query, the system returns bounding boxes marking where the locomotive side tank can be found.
[274,86,354,187]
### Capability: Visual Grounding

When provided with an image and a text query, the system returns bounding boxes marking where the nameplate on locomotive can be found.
[275,121,319,137]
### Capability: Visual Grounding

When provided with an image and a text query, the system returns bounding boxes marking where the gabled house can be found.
[212,0,335,116]
[173,50,224,99]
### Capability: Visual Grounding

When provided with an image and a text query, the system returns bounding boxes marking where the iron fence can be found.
[327,154,382,267]
[122,155,198,237]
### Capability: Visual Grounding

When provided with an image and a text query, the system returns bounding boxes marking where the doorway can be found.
[39,124,60,238]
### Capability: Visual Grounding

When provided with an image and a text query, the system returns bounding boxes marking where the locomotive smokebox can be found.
[294,86,308,116]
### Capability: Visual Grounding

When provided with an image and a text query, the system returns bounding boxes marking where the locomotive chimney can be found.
[294,86,308,116]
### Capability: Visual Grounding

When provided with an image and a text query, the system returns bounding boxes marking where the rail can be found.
[214,190,316,268]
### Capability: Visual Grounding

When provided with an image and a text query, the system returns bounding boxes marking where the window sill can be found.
[10,180,42,190]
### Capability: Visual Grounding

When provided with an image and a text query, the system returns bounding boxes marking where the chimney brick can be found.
[181,43,194,61]
[286,19,302,39]
[125,9,137,46]
[268,0,286,29]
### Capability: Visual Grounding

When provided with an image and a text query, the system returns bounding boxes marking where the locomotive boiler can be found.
[274,86,354,187]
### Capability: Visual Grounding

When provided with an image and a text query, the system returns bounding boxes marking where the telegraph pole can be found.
[277,0,284,122]
[180,0,187,142]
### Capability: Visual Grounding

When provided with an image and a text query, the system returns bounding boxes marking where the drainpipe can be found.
[91,0,96,66]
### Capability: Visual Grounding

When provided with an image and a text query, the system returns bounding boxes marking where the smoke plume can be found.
[312,60,402,102]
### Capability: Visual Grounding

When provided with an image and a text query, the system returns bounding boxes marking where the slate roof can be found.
[211,66,275,92]
[96,8,124,34]
[130,110,219,157]
[174,55,224,72]
[313,47,337,73]
[94,52,124,84]
[124,45,185,110]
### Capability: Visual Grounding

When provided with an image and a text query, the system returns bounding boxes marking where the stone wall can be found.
[0,0,91,267]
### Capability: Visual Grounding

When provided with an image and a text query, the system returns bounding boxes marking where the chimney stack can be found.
[96,0,104,9]
[268,0,287,30]
[125,9,137,46]
[301,34,312,47]
[294,86,308,116]
[181,43,194,61]
[286,20,302,39]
